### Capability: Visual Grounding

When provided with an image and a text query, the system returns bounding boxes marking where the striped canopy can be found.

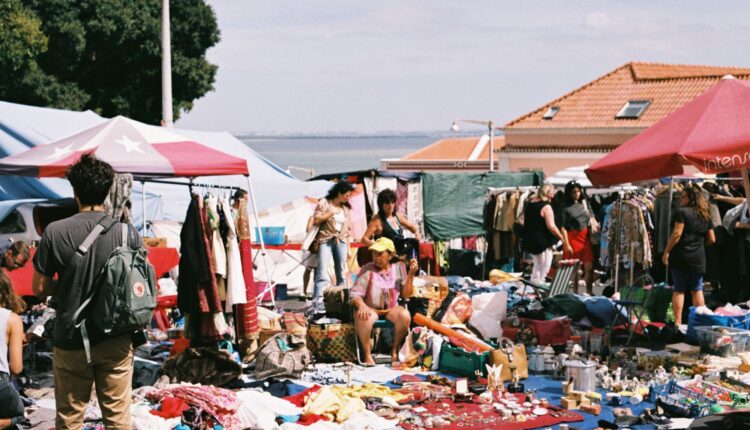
[0,116,249,178]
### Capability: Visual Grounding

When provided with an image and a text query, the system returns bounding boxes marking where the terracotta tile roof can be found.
[504,62,750,130]
[401,135,505,160]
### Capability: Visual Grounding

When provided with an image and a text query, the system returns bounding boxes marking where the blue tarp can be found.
[0,101,331,229]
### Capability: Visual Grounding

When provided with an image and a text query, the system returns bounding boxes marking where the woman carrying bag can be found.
[311,181,354,315]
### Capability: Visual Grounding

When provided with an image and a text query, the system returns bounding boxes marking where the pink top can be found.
[350,262,405,310]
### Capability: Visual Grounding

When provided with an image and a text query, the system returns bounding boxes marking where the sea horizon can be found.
[237,130,485,179]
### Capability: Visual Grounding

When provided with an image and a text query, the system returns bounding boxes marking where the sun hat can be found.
[369,237,396,254]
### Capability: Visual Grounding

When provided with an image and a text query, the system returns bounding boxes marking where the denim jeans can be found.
[314,239,348,300]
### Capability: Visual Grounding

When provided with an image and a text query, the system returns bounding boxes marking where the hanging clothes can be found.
[104,173,133,223]
[178,195,224,342]
[234,198,260,340]
[606,199,652,268]
[222,196,246,311]
[396,180,409,217]
[206,194,227,279]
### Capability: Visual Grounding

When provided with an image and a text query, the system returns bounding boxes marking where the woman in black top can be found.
[662,185,716,326]
[363,189,421,257]
[522,184,564,284]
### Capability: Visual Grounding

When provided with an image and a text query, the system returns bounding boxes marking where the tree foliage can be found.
[0,0,219,124]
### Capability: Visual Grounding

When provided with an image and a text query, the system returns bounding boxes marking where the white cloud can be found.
[584,11,611,30]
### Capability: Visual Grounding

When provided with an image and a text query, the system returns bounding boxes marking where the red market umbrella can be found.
[0,116,249,178]
[586,77,750,187]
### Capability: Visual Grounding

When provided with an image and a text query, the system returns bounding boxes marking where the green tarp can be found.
[422,171,543,240]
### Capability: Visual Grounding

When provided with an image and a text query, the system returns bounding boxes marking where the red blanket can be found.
[400,393,583,430]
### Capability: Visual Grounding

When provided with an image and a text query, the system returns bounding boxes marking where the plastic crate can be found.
[254,226,286,245]
[651,380,715,418]
[694,326,750,357]
[438,343,494,379]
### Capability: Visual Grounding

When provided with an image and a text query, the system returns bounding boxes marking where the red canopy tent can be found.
[0,116,249,177]
[585,76,750,193]
[0,115,277,305]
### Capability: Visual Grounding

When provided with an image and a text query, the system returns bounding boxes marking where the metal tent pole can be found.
[246,175,276,309]
[141,181,147,236]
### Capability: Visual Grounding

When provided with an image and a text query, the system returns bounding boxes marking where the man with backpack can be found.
[32,154,150,429]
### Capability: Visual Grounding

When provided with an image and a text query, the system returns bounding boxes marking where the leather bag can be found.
[490,337,528,382]
[307,322,357,363]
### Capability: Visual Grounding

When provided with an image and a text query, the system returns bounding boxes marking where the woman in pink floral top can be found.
[350,237,418,366]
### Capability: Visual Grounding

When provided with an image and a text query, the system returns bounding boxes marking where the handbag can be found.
[307,322,357,363]
[255,333,311,380]
[303,224,321,253]
[519,317,571,345]
[490,337,528,382]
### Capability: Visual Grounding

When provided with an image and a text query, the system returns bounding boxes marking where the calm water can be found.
[237,134,439,179]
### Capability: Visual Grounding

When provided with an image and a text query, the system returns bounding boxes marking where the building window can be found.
[543,106,560,120]
[616,100,651,119]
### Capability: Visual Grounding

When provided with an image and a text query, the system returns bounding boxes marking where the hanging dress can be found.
[222,196,247,311]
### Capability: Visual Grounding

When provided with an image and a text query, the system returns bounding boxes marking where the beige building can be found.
[385,62,750,176]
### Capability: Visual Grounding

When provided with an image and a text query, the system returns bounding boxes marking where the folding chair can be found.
[520,259,580,299]
[609,274,656,346]
[353,312,394,365]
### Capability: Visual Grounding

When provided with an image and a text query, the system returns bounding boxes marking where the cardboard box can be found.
[581,404,601,415]
[579,397,591,407]
[145,237,167,248]
[560,397,578,409]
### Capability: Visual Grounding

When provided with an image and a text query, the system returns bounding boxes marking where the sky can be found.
[176,1,750,134]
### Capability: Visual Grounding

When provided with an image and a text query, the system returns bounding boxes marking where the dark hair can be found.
[233,189,248,200]
[65,154,114,206]
[325,181,354,207]
[377,189,397,214]
[7,242,29,261]
[564,181,585,205]
[683,185,710,221]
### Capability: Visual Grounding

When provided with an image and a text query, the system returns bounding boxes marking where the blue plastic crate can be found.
[254,226,285,245]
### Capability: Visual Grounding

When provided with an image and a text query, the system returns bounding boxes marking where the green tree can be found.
[0,0,88,109]
[1,0,219,124]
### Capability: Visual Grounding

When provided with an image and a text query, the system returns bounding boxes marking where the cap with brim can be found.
[369,237,396,254]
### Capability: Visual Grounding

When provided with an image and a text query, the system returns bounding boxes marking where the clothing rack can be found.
[133,176,277,309]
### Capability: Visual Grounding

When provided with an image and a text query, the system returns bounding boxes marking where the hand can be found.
[565,245,574,255]
[662,252,669,266]
[356,304,372,321]
[408,258,419,274]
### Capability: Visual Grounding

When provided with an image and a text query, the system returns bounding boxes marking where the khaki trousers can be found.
[53,335,133,429]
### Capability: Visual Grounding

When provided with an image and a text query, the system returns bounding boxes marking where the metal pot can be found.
[564,359,597,393]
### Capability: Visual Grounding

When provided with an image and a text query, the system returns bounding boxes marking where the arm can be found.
[32,270,57,298]
[313,201,335,225]
[350,270,372,320]
[541,205,564,242]
[361,217,380,247]
[561,227,573,255]
[397,213,422,241]
[706,228,716,246]
[714,194,746,205]
[662,222,684,265]
[7,313,23,375]
[401,258,418,299]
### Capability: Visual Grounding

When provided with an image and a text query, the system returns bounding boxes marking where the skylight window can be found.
[543,106,560,120]
[616,100,651,119]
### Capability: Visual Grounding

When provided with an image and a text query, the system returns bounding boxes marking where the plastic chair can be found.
[610,274,657,346]
[520,259,580,299]
[353,312,394,365]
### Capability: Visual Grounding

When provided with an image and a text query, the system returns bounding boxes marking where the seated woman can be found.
[350,238,418,366]
[0,241,28,428]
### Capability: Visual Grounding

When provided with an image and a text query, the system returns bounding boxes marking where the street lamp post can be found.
[451,119,497,171]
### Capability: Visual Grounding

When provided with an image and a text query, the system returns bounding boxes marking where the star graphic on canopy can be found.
[115,135,145,154]
[46,144,74,161]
